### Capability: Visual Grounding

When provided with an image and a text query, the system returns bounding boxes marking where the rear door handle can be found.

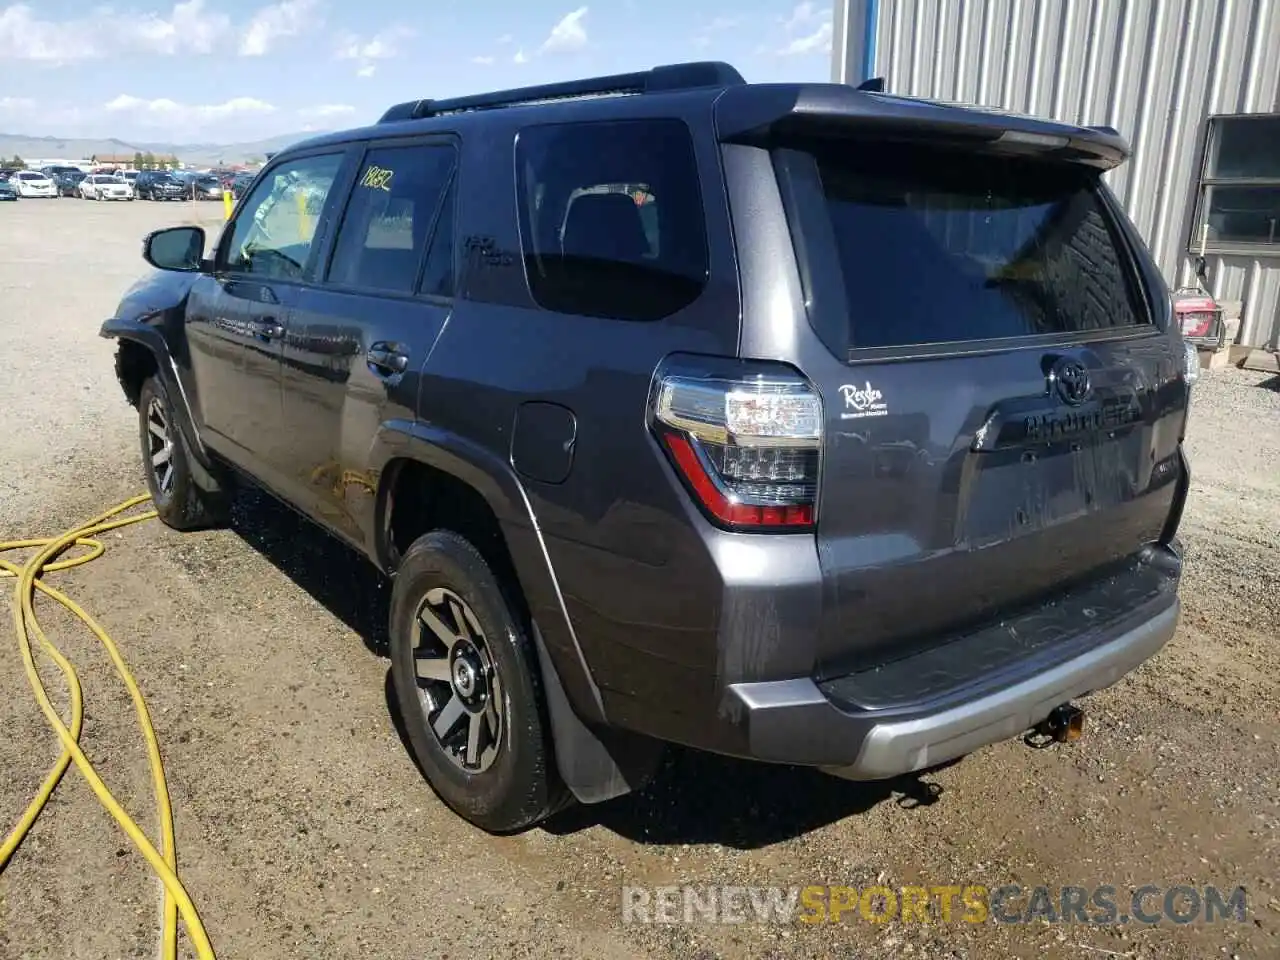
[255,317,285,340]
[366,342,409,376]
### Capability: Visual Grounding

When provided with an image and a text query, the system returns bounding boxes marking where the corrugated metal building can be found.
[831,0,1280,350]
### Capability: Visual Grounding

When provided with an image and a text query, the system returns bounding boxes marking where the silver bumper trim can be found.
[822,600,1180,780]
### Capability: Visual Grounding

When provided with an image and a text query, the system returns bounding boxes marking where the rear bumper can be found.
[727,599,1178,778]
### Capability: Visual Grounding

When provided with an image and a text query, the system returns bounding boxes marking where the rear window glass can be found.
[795,144,1148,350]
[516,119,709,322]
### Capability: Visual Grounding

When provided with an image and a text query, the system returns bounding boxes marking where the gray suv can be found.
[102,61,1194,832]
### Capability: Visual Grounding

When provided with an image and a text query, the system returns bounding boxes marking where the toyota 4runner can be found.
[103,61,1196,832]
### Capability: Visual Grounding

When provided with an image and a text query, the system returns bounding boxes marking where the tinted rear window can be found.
[516,119,709,322]
[791,144,1148,351]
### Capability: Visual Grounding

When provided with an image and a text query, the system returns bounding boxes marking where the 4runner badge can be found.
[838,381,889,420]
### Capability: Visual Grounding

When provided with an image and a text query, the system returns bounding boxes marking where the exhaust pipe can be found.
[1034,703,1085,743]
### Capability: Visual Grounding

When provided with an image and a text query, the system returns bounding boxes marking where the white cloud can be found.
[133,0,229,55]
[239,0,318,56]
[0,4,102,62]
[512,48,528,65]
[778,21,831,55]
[334,25,413,75]
[782,1,821,32]
[777,3,831,56]
[539,6,588,54]
[471,54,494,65]
[0,1,229,62]
[0,95,36,113]
[693,13,739,50]
[105,94,276,124]
[298,103,354,120]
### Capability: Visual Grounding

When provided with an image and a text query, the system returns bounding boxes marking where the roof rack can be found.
[377,60,746,124]
[856,77,886,92]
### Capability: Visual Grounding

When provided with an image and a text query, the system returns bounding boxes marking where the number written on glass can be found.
[361,165,394,192]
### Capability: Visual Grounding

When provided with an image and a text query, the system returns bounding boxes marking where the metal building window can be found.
[1192,114,1280,252]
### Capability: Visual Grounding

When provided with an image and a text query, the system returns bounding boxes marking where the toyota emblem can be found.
[1050,357,1092,405]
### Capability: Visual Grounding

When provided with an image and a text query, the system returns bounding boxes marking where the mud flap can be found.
[531,624,664,804]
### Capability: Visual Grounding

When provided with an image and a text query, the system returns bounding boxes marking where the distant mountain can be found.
[0,131,320,167]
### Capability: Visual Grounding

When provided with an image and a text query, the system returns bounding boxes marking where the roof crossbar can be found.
[378,61,746,123]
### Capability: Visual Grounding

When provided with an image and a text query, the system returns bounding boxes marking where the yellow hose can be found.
[1,495,215,959]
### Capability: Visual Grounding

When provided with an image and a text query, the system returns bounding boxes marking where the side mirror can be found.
[143,226,207,273]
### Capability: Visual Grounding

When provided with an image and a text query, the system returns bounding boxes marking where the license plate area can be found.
[961,433,1143,548]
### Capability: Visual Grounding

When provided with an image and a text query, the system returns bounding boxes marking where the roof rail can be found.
[377,60,746,124]
[856,77,886,92]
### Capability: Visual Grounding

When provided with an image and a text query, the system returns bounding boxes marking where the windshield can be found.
[17,172,47,180]
[789,142,1149,351]
[91,176,117,184]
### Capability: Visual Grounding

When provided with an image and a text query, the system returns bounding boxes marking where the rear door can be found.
[280,137,458,549]
[766,138,1190,674]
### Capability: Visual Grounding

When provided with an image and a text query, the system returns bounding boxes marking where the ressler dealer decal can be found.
[838,381,889,420]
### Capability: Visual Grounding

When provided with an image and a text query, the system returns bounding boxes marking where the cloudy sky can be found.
[0,1,834,143]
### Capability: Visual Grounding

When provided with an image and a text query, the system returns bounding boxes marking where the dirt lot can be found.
[1,198,1277,960]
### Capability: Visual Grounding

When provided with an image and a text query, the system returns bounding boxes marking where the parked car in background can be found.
[80,174,134,200]
[230,171,256,200]
[41,164,83,180]
[0,178,18,201]
[188,174,224,200]
[54,171,87,197]
[120,170,141,189]
[11,170,57,198]
[135,170,188,201]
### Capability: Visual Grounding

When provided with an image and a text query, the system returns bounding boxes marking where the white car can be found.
[10,171,57,198]
[80,174,134,201]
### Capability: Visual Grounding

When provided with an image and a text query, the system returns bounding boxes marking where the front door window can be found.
[220,153,345,281]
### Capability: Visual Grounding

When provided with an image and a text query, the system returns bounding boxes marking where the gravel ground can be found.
[1,199,1278,960]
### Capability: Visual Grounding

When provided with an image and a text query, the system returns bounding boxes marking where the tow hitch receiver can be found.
[1034,703,1086,744]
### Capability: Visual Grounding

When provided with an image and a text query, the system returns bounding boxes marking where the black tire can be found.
[137,376,228,530]
[389,530,570,832]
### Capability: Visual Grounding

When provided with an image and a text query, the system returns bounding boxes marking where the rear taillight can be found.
[650,363,822,531]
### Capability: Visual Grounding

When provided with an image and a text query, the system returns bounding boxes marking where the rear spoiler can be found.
[713,84,1130,170]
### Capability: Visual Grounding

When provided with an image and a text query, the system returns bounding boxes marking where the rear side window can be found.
[516,119,708,321]
[792,143,1148,351]
[327,142,457,295]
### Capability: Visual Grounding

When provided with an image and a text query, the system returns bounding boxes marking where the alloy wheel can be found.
[411,587,504,773]
[146,395,175,498]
